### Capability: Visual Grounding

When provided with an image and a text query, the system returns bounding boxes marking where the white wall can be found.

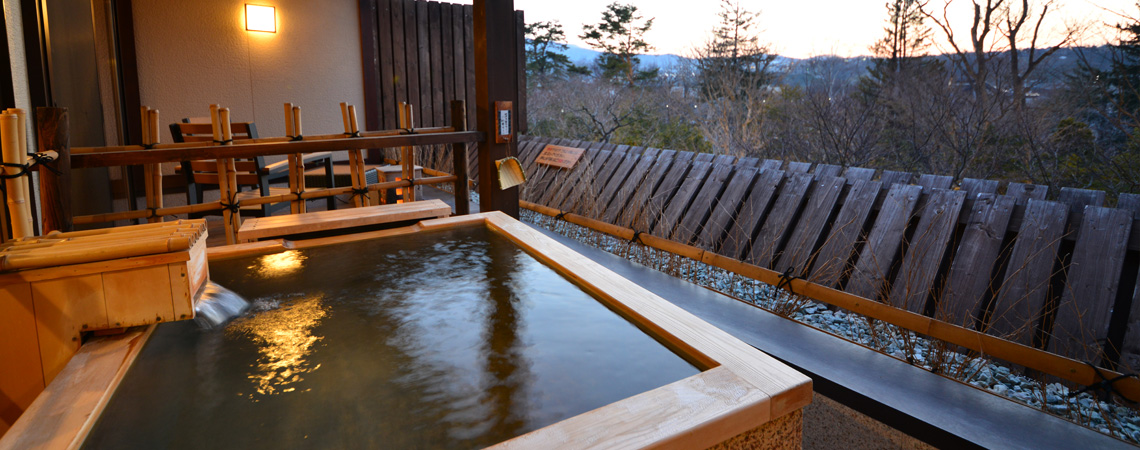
[132,0,365,142]
[3,0,31,115]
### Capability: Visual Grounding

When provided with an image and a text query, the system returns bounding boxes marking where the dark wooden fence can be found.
[516,135,1140,373]
[359,0,526,178]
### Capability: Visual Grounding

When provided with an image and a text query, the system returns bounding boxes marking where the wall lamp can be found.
[245,4,276,33]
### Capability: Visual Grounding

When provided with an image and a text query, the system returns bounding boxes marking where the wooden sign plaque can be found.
[535,144,586,169]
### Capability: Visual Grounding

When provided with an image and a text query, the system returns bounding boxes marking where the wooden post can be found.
[36,107,72,234]
[1,112,33,238]
[473,0,520,217]
[451,100,469,215]
[292,106,307,213]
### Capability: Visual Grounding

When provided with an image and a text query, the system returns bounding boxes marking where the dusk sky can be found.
[457,0,1133,58]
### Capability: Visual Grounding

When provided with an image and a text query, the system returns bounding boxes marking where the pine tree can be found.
[1106,15,1140,123]
[870,0,931,75]
[525,21,580,81]
[579,2,656,85]
[694,0,775,98]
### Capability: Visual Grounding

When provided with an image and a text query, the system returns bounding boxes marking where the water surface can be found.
[84,226,699,449]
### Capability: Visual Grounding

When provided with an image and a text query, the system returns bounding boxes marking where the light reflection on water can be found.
[251,250,306,278]
[228,295,326,398]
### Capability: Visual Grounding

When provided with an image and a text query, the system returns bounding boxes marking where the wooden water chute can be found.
[0,220,209,433]
[62,101,477,241]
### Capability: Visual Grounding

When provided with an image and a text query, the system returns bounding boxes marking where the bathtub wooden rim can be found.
[2,212,811,450]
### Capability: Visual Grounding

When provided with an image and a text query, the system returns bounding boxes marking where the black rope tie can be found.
[0,152,59,179]
[147,207,159,219]
[344,131,362,138]
[220,192,241,214]
[630,230,645,245]
[1070,361,1139,404]
[775,266,802,296]
[553,211,569,221]
[142,143,157,150]
[213,139,233,145]
[289,135,304,142]
[350,188,370,199]
[293,190,305,202]
[402,128,417,135]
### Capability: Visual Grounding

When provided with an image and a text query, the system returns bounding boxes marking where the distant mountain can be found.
[553,43,1114,86]
[562,43,688,71]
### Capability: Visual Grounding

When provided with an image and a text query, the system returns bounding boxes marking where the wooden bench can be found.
[237,200,451,242]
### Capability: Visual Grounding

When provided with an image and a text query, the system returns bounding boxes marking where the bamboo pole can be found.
[149,109,163,222]
[142,107,164,223]
[70,175,458,226]
[236,175,455,207]
[73,201,225,225]
[0,236,193,271]
[518,200,1140,400]
[70,127,459,155]
[11,108,30,237]
[341,103,363,208]
[0,112,32,239]
[0,230,203,253]
[292,106,306,213]
[140,107,153,223]
[220,108,240,244]
[349,105,370,206]
[284,103,302,214]
[400,103,416,202]
[71,132,480,169]
[26,219,202,240]
[7,108,32,237]
[3,225,202,249]
[210,105,235,245]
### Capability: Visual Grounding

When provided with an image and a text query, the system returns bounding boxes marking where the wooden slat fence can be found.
[361,0,527,184]
[517,135,1140,373]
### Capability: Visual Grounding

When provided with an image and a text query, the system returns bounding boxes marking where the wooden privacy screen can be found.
[359,0,527,179]
[514,135,1140,373]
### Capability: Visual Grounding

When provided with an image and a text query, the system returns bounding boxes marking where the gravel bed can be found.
[520,209,1140,445]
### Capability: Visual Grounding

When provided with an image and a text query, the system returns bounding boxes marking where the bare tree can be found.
[689,1,778,157]
[1002,0,1082,109]
[921,0,1081,108]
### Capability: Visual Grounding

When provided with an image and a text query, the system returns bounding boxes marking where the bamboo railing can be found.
[21,101,476,245]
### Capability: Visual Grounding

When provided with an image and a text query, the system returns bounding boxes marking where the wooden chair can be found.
[170,121,336,217]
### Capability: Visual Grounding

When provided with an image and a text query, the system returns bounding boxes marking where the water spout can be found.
[195,282,250,328]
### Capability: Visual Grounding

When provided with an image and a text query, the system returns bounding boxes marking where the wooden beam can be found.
[70,132,482,168]
[473,0,520,217]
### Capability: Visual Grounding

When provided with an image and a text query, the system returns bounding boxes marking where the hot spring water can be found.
[194,282,250,328]
[84,227,699,449]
